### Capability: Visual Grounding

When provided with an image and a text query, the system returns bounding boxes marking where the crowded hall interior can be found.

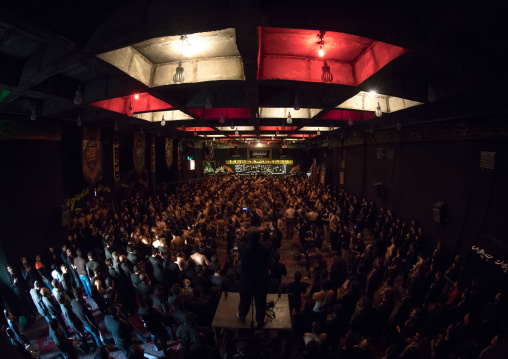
[1,1,508,359]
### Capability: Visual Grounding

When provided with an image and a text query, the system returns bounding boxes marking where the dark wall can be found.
[0,138,64,288]
[336,129,508,266]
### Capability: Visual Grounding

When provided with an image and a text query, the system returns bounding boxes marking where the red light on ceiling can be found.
[259,126,298,131]
[321,110,376,121]
[176,127,215,132]
[91,93,173,114]
[190,108,251,119]
[134,94,139,100]
[257,27,408,85]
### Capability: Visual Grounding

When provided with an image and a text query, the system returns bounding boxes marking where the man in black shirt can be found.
[236,227,272,327]
[104,304,134,358]
[71,288,104,347]
[138,296,170,355]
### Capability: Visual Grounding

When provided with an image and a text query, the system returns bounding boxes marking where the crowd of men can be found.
[2,175,506,359]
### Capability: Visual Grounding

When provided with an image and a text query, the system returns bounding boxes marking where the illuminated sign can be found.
[234,164,287,176]
[226,159,293,165]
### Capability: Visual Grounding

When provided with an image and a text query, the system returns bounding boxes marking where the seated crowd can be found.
[2,176,506,359]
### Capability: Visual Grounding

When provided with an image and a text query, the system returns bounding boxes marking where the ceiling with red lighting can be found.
[257,27,408,86]
[0,1,506,145]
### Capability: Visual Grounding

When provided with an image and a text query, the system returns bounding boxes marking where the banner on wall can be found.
[113,133,120,181]
[133,131,145,175]
[248,149,271,159]
[165,138,173,169]
[82,126,103,186]
[232,163,288,176]
[320,163,326,184]
[177,140,182,170]
[151,135,156,173]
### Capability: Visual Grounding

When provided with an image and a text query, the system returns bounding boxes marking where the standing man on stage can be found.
[236,227,272,328]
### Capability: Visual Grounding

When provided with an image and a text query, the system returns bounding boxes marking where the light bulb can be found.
[219,112,225,124]
[276,130,280,135]
[281,125,285,131]
[173,61,184,84]
[194,130,198,136]
[77,113,82,127]
[318,45,324,57]
[348,116,353,126]
[428,82,437,103]
[31,108,36,121]
[114,121,119,132]
[235,129,239,135]
[368,91,377,98]
[317,128,321,136]
[134,93,139,100]
[127,102,133,117]
[321,60,333,83]
[161,115,166,126]
[375,102,382,117]
[329,123,334,131]
[205,95,212,110]
[74,85,82,105]
[230,121,234,130]
[287,112,292,124]
[272,136,275,140]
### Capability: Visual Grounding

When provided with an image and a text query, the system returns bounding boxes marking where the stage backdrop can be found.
[225,159,295,176]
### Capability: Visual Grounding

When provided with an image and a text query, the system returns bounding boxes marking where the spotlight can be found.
[173,62,184,84]
[375,102,382,117]
[173,35,187,84]
[161,115,166,126]
[368,91,377,98]
[134,93,140,100]
[74,85,82,105]
[287,112,292,124]
[205,95,212,109]
[321,60,333,83]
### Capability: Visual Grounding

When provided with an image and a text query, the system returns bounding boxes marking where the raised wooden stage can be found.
[211,292,292,350]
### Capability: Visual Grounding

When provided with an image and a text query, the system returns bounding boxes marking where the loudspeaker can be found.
[433,201,446,223]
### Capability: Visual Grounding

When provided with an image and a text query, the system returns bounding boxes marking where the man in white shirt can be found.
[285,205,296,239]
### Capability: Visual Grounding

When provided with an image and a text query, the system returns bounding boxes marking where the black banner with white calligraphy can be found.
[232,163,293,176]
[248,149,271,159]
